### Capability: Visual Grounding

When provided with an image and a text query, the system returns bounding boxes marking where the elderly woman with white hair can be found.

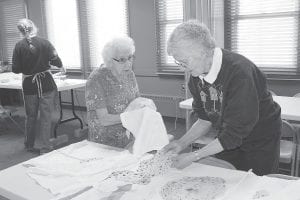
[12,18,64,154]
[85,36,140,148]
[163,20,282,176]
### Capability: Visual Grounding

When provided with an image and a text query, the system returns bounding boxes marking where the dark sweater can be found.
[188,49,281,151]
[12,36,62,95]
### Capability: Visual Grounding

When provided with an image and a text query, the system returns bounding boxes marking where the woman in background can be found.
[85,36,139,148]
[12,18,65,154]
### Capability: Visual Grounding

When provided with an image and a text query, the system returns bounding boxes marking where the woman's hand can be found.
[125,97,156,112]
[172,152,197,169]
[162,140,185,154]
[60,66,66,74]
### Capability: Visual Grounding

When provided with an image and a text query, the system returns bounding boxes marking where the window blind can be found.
[156,0,184,75]
[225,0,300,72]
[42,0,81,69]
[42,0,128,71]
[0,0,26,63]
[78,0,129,69]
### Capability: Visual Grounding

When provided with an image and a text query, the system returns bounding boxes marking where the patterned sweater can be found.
[188,49,281,150]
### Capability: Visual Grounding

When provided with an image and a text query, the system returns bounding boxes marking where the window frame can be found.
[155,0,185,76]
[41,0,129,75]
[224,0,300,79]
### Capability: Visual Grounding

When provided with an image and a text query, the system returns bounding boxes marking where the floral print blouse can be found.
[85,66,140,148]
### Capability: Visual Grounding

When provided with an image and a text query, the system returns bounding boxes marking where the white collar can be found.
[200,48,222,84]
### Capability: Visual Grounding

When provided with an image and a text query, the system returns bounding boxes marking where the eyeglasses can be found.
[113,55,135,64]
[174,60,188,69]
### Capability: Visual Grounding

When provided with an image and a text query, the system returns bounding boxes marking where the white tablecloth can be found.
[23,140,300,200]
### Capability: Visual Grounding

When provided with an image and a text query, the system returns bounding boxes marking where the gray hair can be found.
[17,18,38,53]
[167,20,216,56]
[17,18,38,38]
[102,36,135,65]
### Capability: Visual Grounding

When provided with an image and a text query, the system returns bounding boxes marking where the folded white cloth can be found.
[121,106,169,156]
[23,140,139,196]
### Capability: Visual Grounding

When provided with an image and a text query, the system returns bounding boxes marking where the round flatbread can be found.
[161,176,226,200]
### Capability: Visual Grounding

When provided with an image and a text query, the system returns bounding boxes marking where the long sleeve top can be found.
[12,36,63,95]
[188,49,281,151]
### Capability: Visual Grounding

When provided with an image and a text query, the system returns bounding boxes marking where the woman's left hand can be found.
[172,152,196,169]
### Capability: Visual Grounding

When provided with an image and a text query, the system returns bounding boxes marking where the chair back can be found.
[293,93,300,98]
[279,120,298,176]
[281,120,297,141]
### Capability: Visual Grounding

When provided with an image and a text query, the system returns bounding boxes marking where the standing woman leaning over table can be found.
[85,36,140,148]
[12,18,65,154]
[163,20,282,176]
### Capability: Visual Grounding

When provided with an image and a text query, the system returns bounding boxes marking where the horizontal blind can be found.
[42,0,81,69]
[0,0,26,63]
[78,0,128,69]
[225,0,299,70]
[156,0,184,74]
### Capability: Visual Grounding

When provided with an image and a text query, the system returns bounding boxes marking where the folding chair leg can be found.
[4,113,24,134]
[295,146,299,177]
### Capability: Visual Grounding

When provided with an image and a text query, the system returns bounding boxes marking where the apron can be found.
[22,70,52,98]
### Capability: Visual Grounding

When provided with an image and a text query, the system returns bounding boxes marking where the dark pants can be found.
[23,90,56,149]
[216,135,281,176]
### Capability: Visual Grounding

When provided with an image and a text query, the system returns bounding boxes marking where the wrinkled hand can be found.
[172,153,195,169]
[162,140,185,154]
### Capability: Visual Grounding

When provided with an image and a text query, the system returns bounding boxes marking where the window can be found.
[156,0,184,75]
[42,0,81,69]
[42,0,128,70]
[78,0,128,69]
[225,0,300,74]
[0,0,26,63]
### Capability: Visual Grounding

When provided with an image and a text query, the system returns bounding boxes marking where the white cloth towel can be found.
[121,106,169,156]
[23,141,139,196]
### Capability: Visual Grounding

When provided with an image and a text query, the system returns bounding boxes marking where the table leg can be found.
[54,90,83,138]
[186,110,191,132]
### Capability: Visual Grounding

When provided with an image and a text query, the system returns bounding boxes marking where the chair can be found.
[293,93,300,98]
[289,93,300,176]
[279,120,298,176]
[0,105,24,133]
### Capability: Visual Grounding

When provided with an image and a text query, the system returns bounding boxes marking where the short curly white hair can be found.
[167,20,215,57]
[102,36,135,65]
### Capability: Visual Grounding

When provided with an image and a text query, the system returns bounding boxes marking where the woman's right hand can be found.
[162,140,185,154]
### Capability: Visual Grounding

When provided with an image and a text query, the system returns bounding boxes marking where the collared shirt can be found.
[189,49,281,151]
[199,47,223,84]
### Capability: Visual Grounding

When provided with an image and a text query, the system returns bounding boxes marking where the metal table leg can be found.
[54,89,83,137]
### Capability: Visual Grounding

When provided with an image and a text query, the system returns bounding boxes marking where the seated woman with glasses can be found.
[85,36,139,148]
